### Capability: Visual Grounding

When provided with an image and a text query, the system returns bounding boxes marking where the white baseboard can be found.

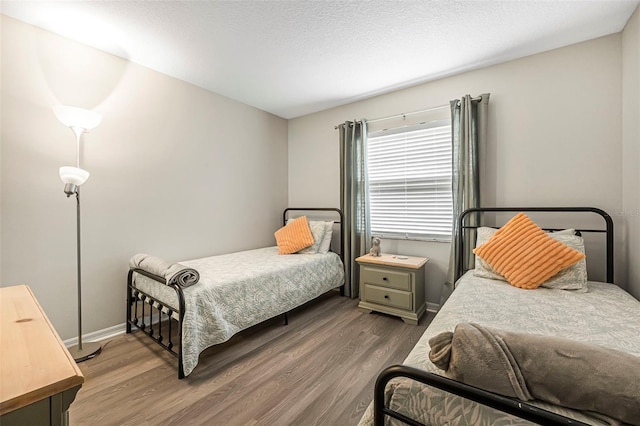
[63,323,127,347]
[65,302,441,348]
[62,313,165,347]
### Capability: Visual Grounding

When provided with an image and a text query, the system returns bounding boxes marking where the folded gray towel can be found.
[129,253,200,287]
[429,323,640,426]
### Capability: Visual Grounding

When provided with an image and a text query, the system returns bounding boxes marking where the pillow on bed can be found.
[473,213,585,289]
[287,219,334,254]
[317,221,334,254]
[297,220,326,254]
[543,233,589,291]
[275,216,314,254]
[474,227,588,291]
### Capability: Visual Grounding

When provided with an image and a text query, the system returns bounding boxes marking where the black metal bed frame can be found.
[126,207,345,379]
[374,207,614,426]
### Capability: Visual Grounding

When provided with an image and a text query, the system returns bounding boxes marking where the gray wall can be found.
[1,8,638,342]
[288,33,633,305]
[1,16,288,340]
[622,6,640,299]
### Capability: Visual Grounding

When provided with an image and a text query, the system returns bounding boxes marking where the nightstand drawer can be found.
[361,267,411,291]
[363,284,412,310]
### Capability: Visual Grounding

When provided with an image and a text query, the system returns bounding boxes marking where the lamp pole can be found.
[65,183,101,362]
[56,105,103,363]
[75,188,83,352]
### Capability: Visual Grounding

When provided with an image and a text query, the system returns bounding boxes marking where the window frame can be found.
[366,118,453,242]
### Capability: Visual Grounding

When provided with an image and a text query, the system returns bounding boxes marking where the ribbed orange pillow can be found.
[473,213,585,289]
[274,216,314,254]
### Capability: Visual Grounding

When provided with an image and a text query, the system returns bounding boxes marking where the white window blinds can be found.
[367,119,452,240]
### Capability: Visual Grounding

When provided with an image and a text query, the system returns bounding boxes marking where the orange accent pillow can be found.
[274,216,314,254]
[473,212,585,289]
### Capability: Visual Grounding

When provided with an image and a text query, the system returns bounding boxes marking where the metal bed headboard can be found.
[282,207,344,259]
[456,206,614,284]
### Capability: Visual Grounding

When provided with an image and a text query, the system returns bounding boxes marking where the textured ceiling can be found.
[2,0,638,119]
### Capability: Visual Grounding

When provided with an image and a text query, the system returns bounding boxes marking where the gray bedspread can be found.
[132,247,345,377]
[358,272,640,426]
[430,322,640,425]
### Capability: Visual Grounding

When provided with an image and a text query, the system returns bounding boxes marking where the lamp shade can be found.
[53,105,102,130]
[59,166,90,186]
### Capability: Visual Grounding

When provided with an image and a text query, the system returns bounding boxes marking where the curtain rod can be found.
[334,95,484,129]
[366,104,447,124]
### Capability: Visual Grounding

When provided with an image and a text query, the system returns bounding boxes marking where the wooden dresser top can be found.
[0,285,84,415]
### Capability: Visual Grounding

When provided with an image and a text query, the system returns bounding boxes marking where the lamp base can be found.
[68,341,102,363]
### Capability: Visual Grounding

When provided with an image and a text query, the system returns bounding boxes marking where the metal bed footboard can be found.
[126,268,187,378]
[126,267,290,379]
[373,206,614,425]
[374,365,590,426]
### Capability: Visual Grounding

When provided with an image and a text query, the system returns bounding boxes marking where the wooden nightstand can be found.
[356,253,429,325]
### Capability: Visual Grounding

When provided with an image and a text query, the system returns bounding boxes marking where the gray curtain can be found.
[441,93,490,304]
[339,120,371,298]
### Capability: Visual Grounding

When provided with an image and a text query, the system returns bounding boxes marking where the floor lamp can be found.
[55,105,103,363]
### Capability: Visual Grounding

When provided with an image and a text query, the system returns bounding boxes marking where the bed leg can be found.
[126,270,133,334]
[284,312,289,325]
[126,292,132,334]
[178,357,185,380]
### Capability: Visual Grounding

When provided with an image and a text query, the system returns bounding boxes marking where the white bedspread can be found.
[359,272,640,425]
[132,246,345,377]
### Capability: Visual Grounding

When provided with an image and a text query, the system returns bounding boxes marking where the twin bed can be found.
[126,208,345,378]
[359,207,640,426]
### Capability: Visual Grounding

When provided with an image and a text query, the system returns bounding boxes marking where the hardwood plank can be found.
[69,291,433,425]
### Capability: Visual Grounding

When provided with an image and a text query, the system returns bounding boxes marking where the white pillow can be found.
[297,220,326,254]
[286,218,334,254]
[317,221,334,254]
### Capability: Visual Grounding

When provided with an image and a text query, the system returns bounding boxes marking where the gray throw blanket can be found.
[129,253,200,287]
[429,323,640,425]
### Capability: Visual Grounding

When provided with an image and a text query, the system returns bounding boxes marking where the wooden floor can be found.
[70,291,434,425]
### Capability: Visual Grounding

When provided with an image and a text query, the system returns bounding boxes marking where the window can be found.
[367,119,452,241]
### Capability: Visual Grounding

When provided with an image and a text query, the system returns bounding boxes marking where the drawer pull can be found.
[383,277,388,281]
[384,295,389,299]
